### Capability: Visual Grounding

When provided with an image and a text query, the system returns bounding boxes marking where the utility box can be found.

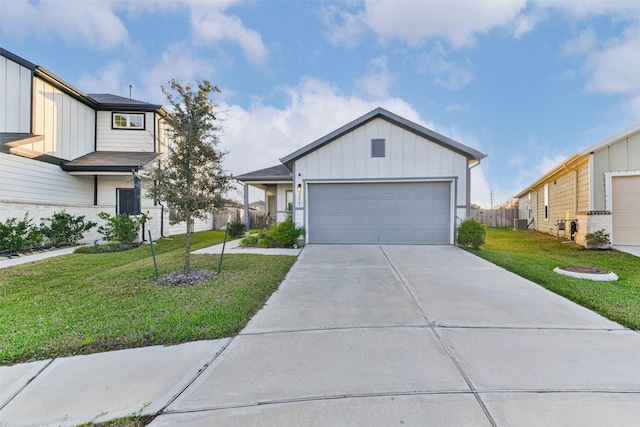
[514,219,528,230]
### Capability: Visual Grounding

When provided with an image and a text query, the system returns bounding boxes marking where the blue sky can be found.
[2,0,639,207]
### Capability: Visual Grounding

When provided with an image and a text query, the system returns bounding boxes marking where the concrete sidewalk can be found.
[2,245,639,426]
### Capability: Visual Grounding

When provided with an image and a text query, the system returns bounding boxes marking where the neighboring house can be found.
[237,108,486,244]
[0,48,214,243]
[515,123,640,246]
[248,200,265,211]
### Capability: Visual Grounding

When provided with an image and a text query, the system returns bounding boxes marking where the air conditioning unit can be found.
[514,219,528,231]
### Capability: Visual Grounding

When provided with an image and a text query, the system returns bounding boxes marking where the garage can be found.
[307,181,451,244]
[612,175,640,245]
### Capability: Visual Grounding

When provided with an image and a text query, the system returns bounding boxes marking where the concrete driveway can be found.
[151,245,640,426]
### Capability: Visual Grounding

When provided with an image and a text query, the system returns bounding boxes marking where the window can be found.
[117,188,136,215]
[371,138,385,157]
[543,184,549,220]
[112,113,145,130]
[286,190,293,212]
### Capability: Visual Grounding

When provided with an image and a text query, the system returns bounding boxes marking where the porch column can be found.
[244,182,250,235]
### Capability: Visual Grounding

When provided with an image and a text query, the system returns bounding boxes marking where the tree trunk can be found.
[184,216,192,273]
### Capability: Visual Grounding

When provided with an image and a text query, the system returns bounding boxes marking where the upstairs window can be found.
[371,138,385,158]
[113,113,145,130]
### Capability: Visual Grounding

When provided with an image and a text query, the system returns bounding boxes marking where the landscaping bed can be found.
[0,230,297,365]
[468,227,640,330]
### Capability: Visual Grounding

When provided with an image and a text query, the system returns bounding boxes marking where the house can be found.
[515,123,640,246]
[237,108,486,244]
[248,200,265,211]
[0,48,215,242]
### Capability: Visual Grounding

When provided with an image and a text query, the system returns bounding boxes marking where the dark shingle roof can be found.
[61,151,160,172]
[88,94,163,111]
[236,164,292,182]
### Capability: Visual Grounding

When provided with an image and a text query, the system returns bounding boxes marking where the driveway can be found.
[152,245,640,426]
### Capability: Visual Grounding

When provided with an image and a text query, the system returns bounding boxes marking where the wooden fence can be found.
[211,208,261,230]
[470,208,518,228]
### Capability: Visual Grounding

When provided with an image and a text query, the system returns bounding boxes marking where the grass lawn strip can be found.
[469,228,640,330]
[0,230,297,365]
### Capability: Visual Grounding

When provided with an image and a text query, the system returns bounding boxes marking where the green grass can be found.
[0,230,297,365]
[468,228,640,330]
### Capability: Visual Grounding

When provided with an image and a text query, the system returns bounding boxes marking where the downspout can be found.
[467,158,482,217]
[243,182,250,235]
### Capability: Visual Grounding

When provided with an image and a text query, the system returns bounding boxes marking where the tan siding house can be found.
[516,124,640,246]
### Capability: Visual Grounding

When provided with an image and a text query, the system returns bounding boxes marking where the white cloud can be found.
[220,76,426,179]
[355,0,527,49]
[320,5,367,49]
[417,47,474,90]
[535,154,568,176]
[77,61,126,96]
[190,7,269,67]
[445,104,470,112]
[0,0,128,50]
[563,27,597,55]
[354,56,395,98]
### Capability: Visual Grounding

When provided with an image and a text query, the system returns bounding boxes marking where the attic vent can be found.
[371,138,385,158]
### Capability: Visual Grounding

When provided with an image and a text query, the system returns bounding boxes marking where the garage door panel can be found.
[612,176,640,245]
[308,182,451,244]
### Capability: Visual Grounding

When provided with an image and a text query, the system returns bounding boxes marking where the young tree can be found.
[145,79,233,273]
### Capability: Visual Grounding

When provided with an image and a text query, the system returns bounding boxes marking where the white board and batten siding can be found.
[293,118,469,244]
[0,56,32,133]
[96,111,156,152]
[30,78,95,160]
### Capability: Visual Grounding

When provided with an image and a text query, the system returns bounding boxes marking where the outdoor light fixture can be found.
[297,183,302,192]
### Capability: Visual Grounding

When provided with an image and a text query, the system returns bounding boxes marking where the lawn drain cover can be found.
[553,266,618,281]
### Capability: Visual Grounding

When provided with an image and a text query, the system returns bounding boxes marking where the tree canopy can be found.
[145,79,233,273]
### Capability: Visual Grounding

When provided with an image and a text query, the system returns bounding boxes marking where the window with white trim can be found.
[112,113,145,130]
[544,184,549,220]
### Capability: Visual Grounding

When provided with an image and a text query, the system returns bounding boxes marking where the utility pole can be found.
[490,190,494,210]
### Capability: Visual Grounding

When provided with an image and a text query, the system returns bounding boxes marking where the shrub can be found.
[227,220,246,238]
[97,212,149,244]
[241,235,259,246]
[258,238,271,248]
[585,229,611,249]
[0,214,42,254]
[457,218,486,249]
[254,214,274,230]
[265,218,305,248]
[74,242,140,253]
[40,211,97,246]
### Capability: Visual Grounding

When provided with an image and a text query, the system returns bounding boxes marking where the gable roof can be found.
[236,164,292,182]
[280,107,486,168]
[1,48,165,114]
[577,122,640,156]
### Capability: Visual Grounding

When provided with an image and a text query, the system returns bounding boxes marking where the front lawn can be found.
[0,230,297,365]
[468,228,640,330]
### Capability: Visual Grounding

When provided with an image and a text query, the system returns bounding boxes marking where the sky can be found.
[2,0,639,207]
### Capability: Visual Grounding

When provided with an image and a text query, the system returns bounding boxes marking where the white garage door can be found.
[307,182,451,244]
[612,176,640,245]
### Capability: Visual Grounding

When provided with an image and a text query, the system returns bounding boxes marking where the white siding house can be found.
[237,108,486,245]
[0,48,218,244]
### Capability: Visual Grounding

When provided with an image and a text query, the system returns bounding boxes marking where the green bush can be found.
[265,218,305,248]
[40,211,97,246]
[258,238,271,248]
[457,218,486,249]
[585,229,611,248]
[97,212,149,244]
[227,220,246,238]
[0,214,42,254]
[241,235,259,246]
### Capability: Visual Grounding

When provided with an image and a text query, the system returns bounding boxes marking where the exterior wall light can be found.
[297,183,302,192]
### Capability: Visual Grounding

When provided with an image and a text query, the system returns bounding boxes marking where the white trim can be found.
[589,154,595,211]
[303,178,456,245]
[604,170,640,210]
